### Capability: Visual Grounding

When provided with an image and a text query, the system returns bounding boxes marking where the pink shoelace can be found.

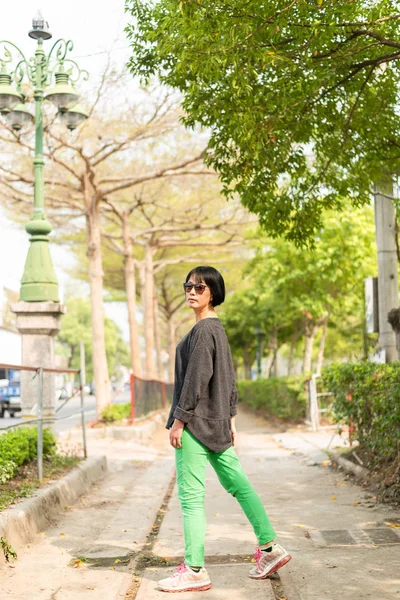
[172,563,190,577]
[254,546,263,570]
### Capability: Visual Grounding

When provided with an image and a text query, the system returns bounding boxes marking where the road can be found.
[0,388,131,434]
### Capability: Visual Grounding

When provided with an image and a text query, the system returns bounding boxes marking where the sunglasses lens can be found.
[183,283,206,293]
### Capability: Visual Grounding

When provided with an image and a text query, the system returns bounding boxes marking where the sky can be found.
[0,1,133,336]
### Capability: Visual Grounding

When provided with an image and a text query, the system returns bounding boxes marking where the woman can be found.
[158,266,291,593]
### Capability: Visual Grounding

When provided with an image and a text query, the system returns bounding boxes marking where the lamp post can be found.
[0,13,88,420]
[254,326,264,379]
[0,11,88,301]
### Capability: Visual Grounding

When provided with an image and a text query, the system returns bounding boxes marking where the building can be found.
[0,286,21,368]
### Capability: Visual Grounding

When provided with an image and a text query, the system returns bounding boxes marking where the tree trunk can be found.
[143,243,156,378]
[316,314,329,374]
[243,349,252,379]
[288,330,300,375]
[265,327,278,378]
[122,216,142,376]
[86,209,110,415]
[272,348,278,377]
[303,318,318,374]
[154,295,163,380]
[167,317,177,383]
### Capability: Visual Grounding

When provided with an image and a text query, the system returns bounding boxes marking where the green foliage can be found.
[222,206,376,371]
[0,428,56,484]
[57,297,130,380]
[100,403,131,423]
[237,376,307,420]
[322,362,400,467]
[126,0,400,244]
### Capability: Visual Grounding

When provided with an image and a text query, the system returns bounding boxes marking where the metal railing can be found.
[129,373,173,423]
[0,348,87,481]
[308,373,354,450]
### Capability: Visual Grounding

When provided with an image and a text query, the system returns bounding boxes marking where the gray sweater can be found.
[166,317,238,453]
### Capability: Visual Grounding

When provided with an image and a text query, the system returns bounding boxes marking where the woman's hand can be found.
[170,419,184,448]
[231,416,237,446]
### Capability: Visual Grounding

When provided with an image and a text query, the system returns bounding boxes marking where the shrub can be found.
[237,376,307,421]
[0,427,56,484]
[322,362,400,468]
[100,403,131,423]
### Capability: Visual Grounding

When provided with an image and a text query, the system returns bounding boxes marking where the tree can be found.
[223,205,376,376]
[126,1,400,244]
[0,67,206,410]
[57,297,129,386]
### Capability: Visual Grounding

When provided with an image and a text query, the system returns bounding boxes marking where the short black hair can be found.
[185,266,225,307]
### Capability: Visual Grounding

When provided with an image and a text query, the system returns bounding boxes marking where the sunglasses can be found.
[183,282,209,294]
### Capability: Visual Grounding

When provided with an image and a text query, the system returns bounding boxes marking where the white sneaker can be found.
[158,563,211,592]
[248,544,291,579]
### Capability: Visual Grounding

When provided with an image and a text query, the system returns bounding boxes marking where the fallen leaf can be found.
[114,558,121,564]
[297,524,305,528]
[74,560,83,568]
[60,533,65,537]
[330,497,337,501]
[353,501,360,505]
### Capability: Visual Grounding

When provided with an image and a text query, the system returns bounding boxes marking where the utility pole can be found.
[374,182,399,362]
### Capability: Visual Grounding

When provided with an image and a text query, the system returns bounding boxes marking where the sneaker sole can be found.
[249,554,292,580]
[159,583,212,593]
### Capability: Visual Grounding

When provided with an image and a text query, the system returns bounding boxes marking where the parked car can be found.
[0,370,21,417]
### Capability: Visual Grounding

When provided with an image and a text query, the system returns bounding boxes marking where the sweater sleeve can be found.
[173,327,215,424]
[230,382,238,417]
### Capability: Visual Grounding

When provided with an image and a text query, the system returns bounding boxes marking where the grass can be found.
[0,454,81,511]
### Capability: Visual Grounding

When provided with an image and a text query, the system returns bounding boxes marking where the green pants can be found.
[175,428,276,566]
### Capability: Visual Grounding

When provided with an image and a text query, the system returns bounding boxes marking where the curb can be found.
[331,451,371,480]
[61,410,169,442]
[0,455,107,564]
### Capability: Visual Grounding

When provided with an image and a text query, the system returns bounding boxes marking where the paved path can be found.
[1,408,399,600]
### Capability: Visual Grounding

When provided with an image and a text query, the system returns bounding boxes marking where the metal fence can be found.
[0,349,87,481]
[308,373,354,449]
[129,373,173,422]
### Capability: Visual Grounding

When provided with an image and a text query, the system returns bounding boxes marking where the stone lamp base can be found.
[11,301,66,420]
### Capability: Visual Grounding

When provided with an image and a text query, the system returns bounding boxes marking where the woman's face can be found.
[185,277,213,312]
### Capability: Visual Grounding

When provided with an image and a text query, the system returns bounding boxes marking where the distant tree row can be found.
[220,206,376,377]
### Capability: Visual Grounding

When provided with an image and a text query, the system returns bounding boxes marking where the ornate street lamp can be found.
[59,104,89,130]
[0,12,88,302]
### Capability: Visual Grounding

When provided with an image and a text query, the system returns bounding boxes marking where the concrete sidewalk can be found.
[137,409,400,600]
[1,408,398,599]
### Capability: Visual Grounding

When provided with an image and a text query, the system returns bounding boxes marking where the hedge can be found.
[322,362,400,467]
[237,376,307,421]
[0,427,56,484]
[100,403,131,423]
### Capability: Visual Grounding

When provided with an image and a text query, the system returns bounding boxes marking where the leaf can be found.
[330,496,337,501]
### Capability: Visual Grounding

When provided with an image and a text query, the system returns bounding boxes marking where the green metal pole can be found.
[20,39,59,302]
